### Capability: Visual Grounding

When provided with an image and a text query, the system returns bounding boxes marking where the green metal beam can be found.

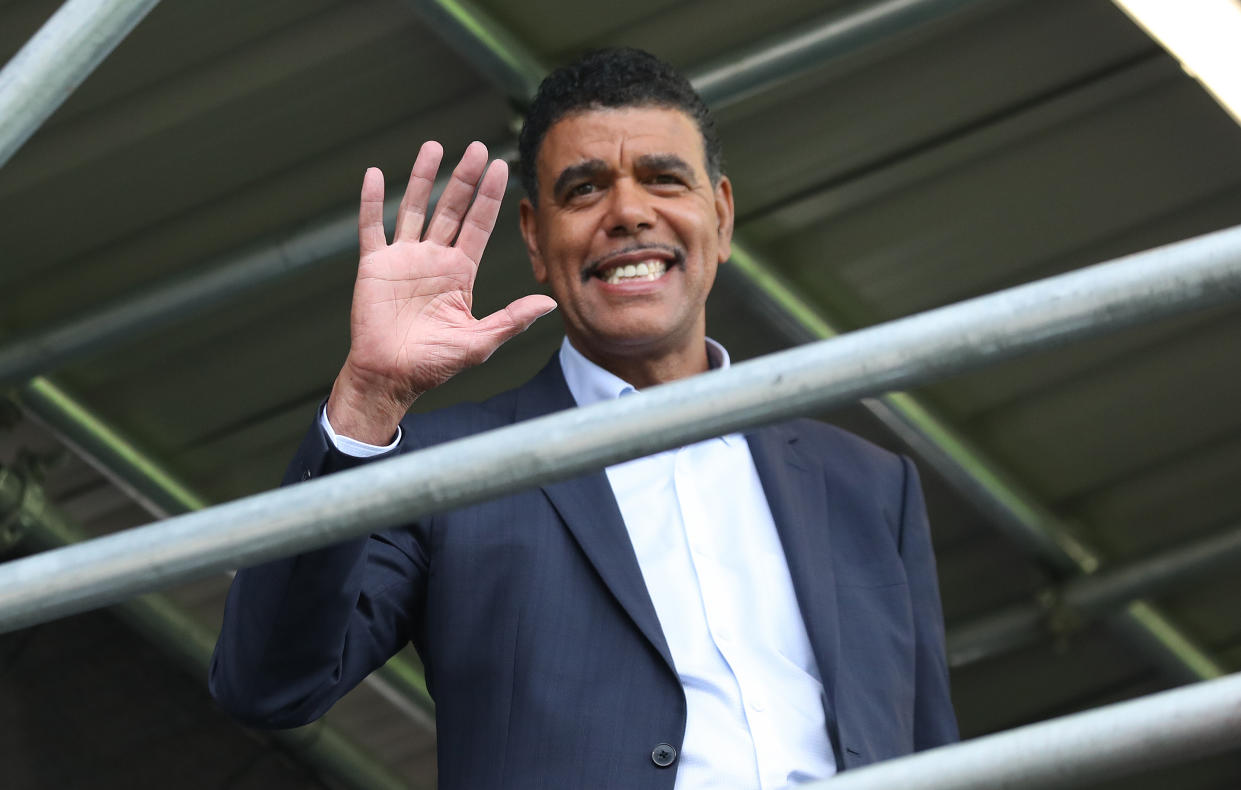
[0,462,413,790]
[13,376,437,709]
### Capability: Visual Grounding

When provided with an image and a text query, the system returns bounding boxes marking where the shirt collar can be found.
[558,336,740,446]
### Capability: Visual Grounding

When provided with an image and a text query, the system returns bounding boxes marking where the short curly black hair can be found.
[518,47,723,204]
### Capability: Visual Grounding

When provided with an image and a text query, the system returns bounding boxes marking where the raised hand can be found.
[326,141,557,444]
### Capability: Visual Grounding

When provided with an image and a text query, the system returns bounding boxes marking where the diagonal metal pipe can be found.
[688,0,1004,110]
[407,0,1227,684]
[405,0,546,105]
[32,357,1237,676]
[0,0,160,168]
[0,225,1239,632]
[12,375,437,724]
[946,521,1241,667]
[0,464,413,790]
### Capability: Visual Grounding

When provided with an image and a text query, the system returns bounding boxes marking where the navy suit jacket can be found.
[210,356,957,788]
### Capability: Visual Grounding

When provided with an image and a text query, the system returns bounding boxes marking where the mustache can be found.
[580,244,686,283]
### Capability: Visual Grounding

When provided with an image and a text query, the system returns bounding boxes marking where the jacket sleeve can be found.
[208,413,427,728]
[897,455,960,749]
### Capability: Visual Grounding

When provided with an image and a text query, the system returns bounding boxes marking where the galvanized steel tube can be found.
[0,223,1238,632]
[947,522,1241,667]
[0,465,410,790]
[0,0,160,168]
[805,671,1241,790]
[691,0,996,109]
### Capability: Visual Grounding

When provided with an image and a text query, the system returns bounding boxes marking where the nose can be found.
[604,177,655,237]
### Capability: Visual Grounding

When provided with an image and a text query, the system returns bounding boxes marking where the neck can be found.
[571,335,710,389]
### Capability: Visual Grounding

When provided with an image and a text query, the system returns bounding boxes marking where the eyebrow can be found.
[552,159,609,199]
[634,153,697,183]
[551,153,702,199]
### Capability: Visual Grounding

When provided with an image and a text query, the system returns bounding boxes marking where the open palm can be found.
[328,141,556,443]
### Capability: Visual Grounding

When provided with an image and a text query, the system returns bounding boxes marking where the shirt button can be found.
[651,743,677,767]
[750,699,765,713]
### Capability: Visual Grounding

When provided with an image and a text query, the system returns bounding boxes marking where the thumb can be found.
[468,295,558,363]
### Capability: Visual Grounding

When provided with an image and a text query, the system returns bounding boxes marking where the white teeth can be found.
[603,259,669,284]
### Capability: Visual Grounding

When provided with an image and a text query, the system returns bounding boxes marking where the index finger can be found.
[358,167,388,256]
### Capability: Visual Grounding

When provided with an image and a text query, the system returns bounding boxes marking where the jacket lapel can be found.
[746,425,842,746]
[514,357,676,674]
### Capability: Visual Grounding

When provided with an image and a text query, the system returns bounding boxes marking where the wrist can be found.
[326,362,418,446]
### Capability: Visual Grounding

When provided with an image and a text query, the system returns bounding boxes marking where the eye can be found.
[566,182,596,198]
[648,173,687,188]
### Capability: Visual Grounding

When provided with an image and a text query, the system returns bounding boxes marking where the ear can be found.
[519,197,548,283]
[713,175,735,263]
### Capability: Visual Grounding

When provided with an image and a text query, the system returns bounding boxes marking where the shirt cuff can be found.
[319,405,402,458]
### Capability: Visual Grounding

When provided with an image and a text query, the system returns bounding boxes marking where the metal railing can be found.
[0,465,411,790]
[0,0,160,168]
[806,669,1241,790]
[0,223,1238,633]
[14,375,438,725]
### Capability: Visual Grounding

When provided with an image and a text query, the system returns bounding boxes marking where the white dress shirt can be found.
[322,338,836,788]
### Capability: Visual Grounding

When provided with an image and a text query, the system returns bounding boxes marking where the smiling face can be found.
[519,106,734,379]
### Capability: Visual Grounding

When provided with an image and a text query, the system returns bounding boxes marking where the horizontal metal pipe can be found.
[0,465,411,790]
[948,522,1241,667]
[0,0,160,169]
[806,671,1241,790]
[0,223,1238,632]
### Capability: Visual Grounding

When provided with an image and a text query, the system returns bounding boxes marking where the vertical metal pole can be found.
[0,0,161,168]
